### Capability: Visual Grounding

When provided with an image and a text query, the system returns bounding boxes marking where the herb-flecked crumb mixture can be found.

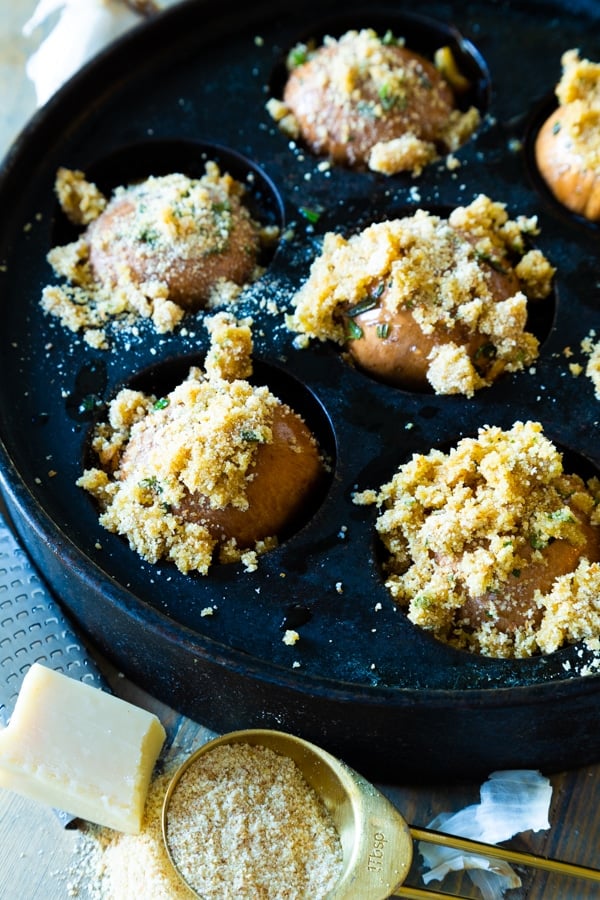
[77,314,321,575]
[287,194,555,396]
[564,331,600,398]
[41,163,276,348]
[552,49,600,170]
[583,333,600,398]
[267,28,480,176]
[354,421,600,658]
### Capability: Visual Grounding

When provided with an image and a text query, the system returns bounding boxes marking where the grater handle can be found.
[0,510,109,826]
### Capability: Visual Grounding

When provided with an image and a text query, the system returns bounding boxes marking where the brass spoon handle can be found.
[395,886,474,899]
[409,825,600,883]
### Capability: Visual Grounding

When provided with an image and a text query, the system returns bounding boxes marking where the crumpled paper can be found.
[22,0,157,107]
[419,770,552,900]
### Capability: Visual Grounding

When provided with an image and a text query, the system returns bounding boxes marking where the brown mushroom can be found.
[534,49,600,222]
[87,170,262,310]
[535,103,600,222]
[276,29,479,175]
[460,500,600,635]
[173,404,325,547]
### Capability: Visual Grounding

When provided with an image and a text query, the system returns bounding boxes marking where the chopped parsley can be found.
[139,476,162,494]
[240,429,264,442]
[475,250,509,274]
[299,206,322,225]
[346,297,378,317]
[287,43,309,68]
[346,319,363,341]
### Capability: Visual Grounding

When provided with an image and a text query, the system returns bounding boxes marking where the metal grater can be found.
[0,510,108,825]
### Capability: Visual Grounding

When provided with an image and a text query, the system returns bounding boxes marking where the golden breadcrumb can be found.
[354,421,600,657]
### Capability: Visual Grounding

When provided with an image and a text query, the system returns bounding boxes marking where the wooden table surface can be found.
[1,639,600,900]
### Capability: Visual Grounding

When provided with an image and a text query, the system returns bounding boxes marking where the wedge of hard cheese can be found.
[0,662,166,833]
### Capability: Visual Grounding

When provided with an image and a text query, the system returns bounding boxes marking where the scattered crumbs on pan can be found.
[560,329,600,398]
[582,330,600,398]
[40,165,278,350]
[282,629,300,645]
[200,606,215,617]
[562,639,600,676]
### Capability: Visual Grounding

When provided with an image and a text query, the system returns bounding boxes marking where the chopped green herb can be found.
[346,319,363,341]
[299,206,321,224]
[529,532,546,550]
[153,397,170,410]
[552,121,561,134]
[240,429,263,442]
[138,227,160,245]
[139,476,162,494]
[378,83,397,110]
[475,250,509,274]
[376,322,390,339]
[346,297,378,317]
[474,343,497,362]
[287,43,309,68]
[547,509,575,523]
[78,394,102,414]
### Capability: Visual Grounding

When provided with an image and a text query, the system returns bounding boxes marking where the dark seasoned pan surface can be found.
[1,0,599,778]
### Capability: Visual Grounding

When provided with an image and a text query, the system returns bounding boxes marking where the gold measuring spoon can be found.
[161,728,600,899]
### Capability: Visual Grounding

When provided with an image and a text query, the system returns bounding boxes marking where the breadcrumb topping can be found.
[287,195,554,396]
[271,28,480,175]
[549,49,600,167]
[577,330,600,398]
[354,421,600,658]
[77,315,321,574]
[55,167,107,225]
[535,49,600,220]
[586,339,600,397]
[42,163,274,346]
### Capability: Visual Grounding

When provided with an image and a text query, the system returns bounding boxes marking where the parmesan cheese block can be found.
[0,663,166,833]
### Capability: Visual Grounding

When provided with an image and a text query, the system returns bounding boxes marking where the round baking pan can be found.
[1,0,600,781]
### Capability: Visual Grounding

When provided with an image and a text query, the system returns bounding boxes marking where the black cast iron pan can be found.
[0,0,599,781]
